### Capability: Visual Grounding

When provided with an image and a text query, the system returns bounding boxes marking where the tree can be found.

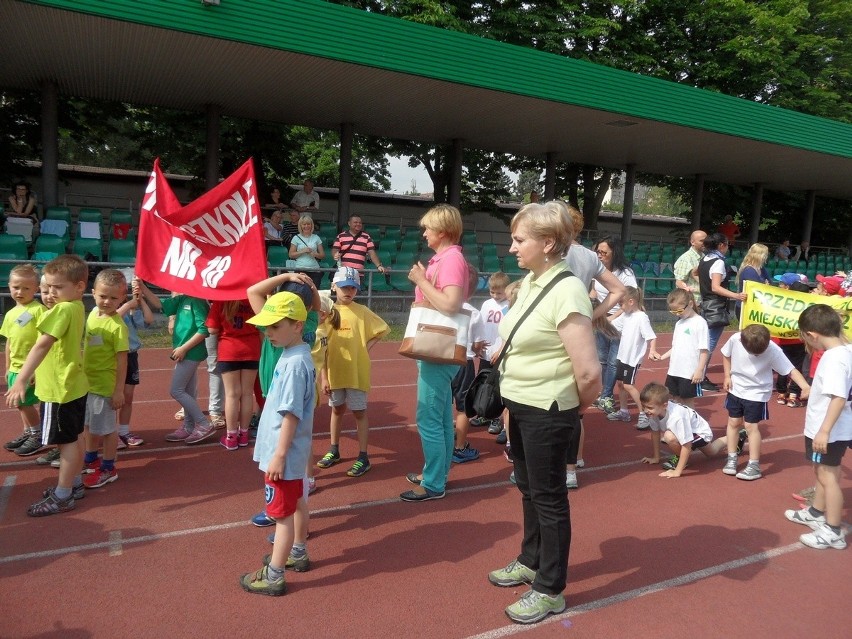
[515,169,541,200]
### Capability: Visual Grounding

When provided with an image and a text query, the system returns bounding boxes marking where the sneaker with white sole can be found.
[220,432,239,451]
[597,396,615,413]
[165,427,191,442]
[799,523,847,550]
[785,507,826,530]
[576,459,585,468]
[489,559,536,587]
[83,467,118,489]
[208,412,225,429]
[565,471,578,489]
[722,456,738,476]
[606,409,631,422]
[36,448,61,466]
[487,419,504,435]
[505,589,566,624]
[635,413,651,430]
[185,424,215,445]
[736,464,762,481]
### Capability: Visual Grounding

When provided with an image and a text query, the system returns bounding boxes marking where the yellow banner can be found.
[740,281,852,339]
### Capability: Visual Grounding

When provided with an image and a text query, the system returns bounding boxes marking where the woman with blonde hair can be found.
[736,243,770,316]
[402,204,468,502]
[487,202,600,624]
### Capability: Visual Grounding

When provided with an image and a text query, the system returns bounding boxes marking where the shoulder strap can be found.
[494,270,573,369]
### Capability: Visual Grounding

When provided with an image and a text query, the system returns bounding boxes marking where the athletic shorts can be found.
[665,431,710,450]
[615,361,640,385]
[7,371,39,406]
[804,436,850,467]
[264,477,303,520]
[451,359,476,411]
[125,351,140,385]
[328,388,367,411]
[41,394,87,446]
[724,393,768,424]
[85,393,117,436]
[216,360,260,374]
[665,374,702,400]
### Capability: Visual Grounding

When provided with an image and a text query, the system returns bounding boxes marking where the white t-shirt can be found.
[668,314,709,379]
[565,244,604,289]
[479,297,510,360]
[291,189,320,210]
[804,345,852,442]
[617,310,656,367]
[702,254,726,278]
[464,302,486,359]
[658,401,713,445]
[720,333,793,402]
[593,268,637,332]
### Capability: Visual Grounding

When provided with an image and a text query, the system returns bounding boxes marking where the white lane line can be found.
[463,543,804,639]
[0,475,16,523]
[109,531,124,557]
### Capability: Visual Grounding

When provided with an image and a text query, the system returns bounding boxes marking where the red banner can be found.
[135,158,267,301]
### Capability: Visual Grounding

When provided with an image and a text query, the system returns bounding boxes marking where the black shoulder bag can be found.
[464,271,572,419]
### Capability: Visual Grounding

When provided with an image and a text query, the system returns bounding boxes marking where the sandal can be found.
[775,393,787,405]
[786,397,802,408]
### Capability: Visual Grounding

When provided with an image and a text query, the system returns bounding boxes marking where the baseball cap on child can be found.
[815,274,844,296]
[773,273,805,286]
[246,292,307,326]
[333,266,360,289]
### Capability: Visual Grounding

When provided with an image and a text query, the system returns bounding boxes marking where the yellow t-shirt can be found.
[0,300,46,372]
[35,300,89,403]
[311,321,330,406]
[84,309,130,397]
[498,262,592,411]
[325,302,389,392]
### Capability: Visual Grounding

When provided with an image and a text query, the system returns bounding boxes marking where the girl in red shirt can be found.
[206,300,262,450]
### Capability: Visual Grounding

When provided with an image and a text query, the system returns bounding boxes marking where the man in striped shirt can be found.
[331,215,388,274]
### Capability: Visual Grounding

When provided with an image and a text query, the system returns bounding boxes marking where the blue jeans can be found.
[415,360,458,493]
[504,397,578,596]
[595,331,620,399]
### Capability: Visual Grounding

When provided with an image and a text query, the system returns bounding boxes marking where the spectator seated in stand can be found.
[290,178,320,215]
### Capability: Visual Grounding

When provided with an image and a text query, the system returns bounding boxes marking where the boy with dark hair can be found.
[639,382,746,477]
[6,255,89,515]
[721,324,810,480]
[239,292,315,595]
[2,264,46,456]
[784,304,851,550]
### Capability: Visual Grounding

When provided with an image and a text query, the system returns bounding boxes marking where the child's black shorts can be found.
[615,361,640,385]
[804,436,850,467]
[41,394,87,446]
[725,393,768,424]
[665,374,701,400]
[451,359,477,412]
[125,351,140,386]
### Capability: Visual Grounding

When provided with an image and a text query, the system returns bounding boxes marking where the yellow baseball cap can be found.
[247,292,307,326]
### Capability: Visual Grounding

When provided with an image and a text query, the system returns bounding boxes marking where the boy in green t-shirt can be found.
[81,269,130,489]
[6,255,90,516]
[1,264,46,456]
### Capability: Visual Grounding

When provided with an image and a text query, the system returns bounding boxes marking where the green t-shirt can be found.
[0,300,46,372]
[35,300,89,403]
[258,309,319,397]
[160,295,209,362]
[84,309,130,396]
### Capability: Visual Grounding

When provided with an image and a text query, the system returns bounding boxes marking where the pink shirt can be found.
[415,244,469,303]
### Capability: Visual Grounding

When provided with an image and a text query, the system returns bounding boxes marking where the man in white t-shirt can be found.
[720,325,810,481]
[639,382,746,478]
[290,179,320,214]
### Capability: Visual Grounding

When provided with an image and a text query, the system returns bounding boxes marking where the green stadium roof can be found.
[2,0,851,199]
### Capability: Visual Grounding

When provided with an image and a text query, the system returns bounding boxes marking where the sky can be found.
[386,155,431,194]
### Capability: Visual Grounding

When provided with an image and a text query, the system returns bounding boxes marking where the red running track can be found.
[0,338,849,639]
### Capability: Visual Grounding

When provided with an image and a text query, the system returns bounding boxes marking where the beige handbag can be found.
[398,299,471,366]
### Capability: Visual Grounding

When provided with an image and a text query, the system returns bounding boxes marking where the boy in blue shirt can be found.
[240,291,315,595]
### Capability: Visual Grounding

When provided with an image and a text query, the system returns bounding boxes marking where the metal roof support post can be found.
[691,173,705,231]
[801,190,815,245]
[620,164,636,244]
[544,152,556,200]
[448,138,463,207]
[337,122,354,233]
[204,104,221,190]
[40,82,59,209]
[750,183,763,246]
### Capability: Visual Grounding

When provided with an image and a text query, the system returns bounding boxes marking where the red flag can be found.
[135,158,267,301]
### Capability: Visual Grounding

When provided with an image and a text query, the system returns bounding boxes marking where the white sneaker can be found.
[800,523,846,550]
[784,507,825,530]
[606,409,631,422]
[722,457,738,476]
[208,412,225,429]
[566,471,578,489]
[636,413,651,430]
[576,459,585,468]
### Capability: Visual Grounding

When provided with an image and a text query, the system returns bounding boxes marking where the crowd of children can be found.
[2,250,849,602]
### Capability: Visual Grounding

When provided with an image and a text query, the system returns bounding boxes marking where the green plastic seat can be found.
[73,237,104,260]
[108,239,136,263]
[34,234,67,256]
[0,234,28,259]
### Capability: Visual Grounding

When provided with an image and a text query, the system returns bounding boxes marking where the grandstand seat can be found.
[502,255,523,275]
[77,208,105,239]
[3,217,36,243]
[362,265,393,292]
[0,233,28,259]
[34,234,67,256]
[108,239,136,263]
[398,237,420,253]
[0,253,17,287]
[73,238,104,260]
[389,270,415,292]
[31,251,59,262]
[376,248,394,267]
[482,255,501,273]
[109,210,133,240]
[266,245,288,268]
[44,206,72,223]
[392,251,417,268]
[364,224,383,238]
[461,231,477,245]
